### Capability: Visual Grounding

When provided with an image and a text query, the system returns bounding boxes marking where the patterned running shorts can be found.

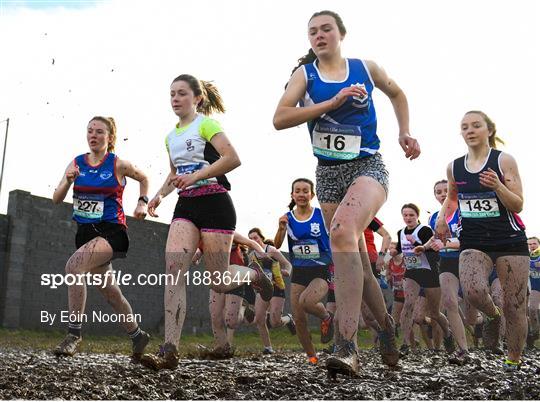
[315,153,389,204]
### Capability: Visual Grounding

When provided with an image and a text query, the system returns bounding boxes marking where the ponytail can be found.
[289,48,317,78]
[199,80,226,115]
[172,74,225,115]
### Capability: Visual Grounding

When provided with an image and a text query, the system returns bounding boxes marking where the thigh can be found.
[165,220,200,273]
[424,287,442,313]
[300,278,328,304]
[495,255,529,303]
[440,272,460,303]
[329,177,386,239]
[68,236,114,273]
[404,277,421,299]
[459,249,493,291]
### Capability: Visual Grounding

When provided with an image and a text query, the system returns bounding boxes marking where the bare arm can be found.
[267,245,292,275]
[117,158,149,198]
[273,214,288,249]
[375,225,392,271]
[376,226,392,255]
[117,158,149,220]
[366,60,420,160]
[435,163,459,242]
[233,232,265,255]
[148,159,177,218]
[52,160,79,204]
[479,152,524,213]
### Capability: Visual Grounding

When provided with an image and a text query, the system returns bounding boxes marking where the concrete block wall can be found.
[0,190,304,337]
[0,190,222,336]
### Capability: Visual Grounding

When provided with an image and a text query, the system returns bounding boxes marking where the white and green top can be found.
[165,114,230,197]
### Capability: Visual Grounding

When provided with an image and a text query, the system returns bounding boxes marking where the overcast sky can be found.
[0,0,538,249]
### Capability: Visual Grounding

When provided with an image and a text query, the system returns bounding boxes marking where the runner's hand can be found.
[66,164,80,184]
[434,218,451,244]
[431,239,444,252]
[398,133,421,160]
[479,168,503,190]
[330,86,366,110]
[278,214,288,230]
[148,195,162,218]
[133,203,147,220]
[169,173,198,190]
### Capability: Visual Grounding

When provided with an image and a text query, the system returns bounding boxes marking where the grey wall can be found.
[0,190,299,336]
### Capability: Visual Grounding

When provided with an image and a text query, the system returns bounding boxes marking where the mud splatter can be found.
[0,348,539,399]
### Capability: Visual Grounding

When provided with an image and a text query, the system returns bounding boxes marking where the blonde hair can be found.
[465,110,505,149]
[89,116,117,152]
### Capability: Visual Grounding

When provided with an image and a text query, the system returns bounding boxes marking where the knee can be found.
[329,223,357,249]
[270,315,281,328]
[225,317,240,330]
[65,258,82,275]
[254,314,267,327]
[99,287,123,305]
[298,295,310,311]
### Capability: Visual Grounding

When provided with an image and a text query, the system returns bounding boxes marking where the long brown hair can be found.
[172,74,225,115]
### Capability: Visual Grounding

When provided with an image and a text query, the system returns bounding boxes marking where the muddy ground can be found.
[0,347,539,400]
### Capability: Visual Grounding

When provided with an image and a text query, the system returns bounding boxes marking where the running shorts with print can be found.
[315,152,389,204]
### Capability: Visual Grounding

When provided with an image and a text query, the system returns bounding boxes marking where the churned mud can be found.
[0,347,539,400]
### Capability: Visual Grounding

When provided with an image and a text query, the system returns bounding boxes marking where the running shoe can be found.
[483,307,502,351]
[377,315,400,367]
[448,349,469,365]
[308,355,319,365]
[139,343,179,370]
[53,334,82,357]
[262,346,275,355]
[399,343,410,357]
[443,331,456,354]
[320,312,334,344]
[326,339,359,379]
[285,313,297,335]
[131,330,151,363]
[502,358,521,372]
[198,343,235,359]
[249,261,274,302]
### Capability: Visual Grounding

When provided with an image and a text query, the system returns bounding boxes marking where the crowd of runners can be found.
[50,10,538,379]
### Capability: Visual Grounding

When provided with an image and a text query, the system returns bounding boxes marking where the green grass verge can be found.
[0,327,376,357]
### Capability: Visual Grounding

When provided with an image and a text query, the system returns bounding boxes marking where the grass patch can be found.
[0,327,376,357]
